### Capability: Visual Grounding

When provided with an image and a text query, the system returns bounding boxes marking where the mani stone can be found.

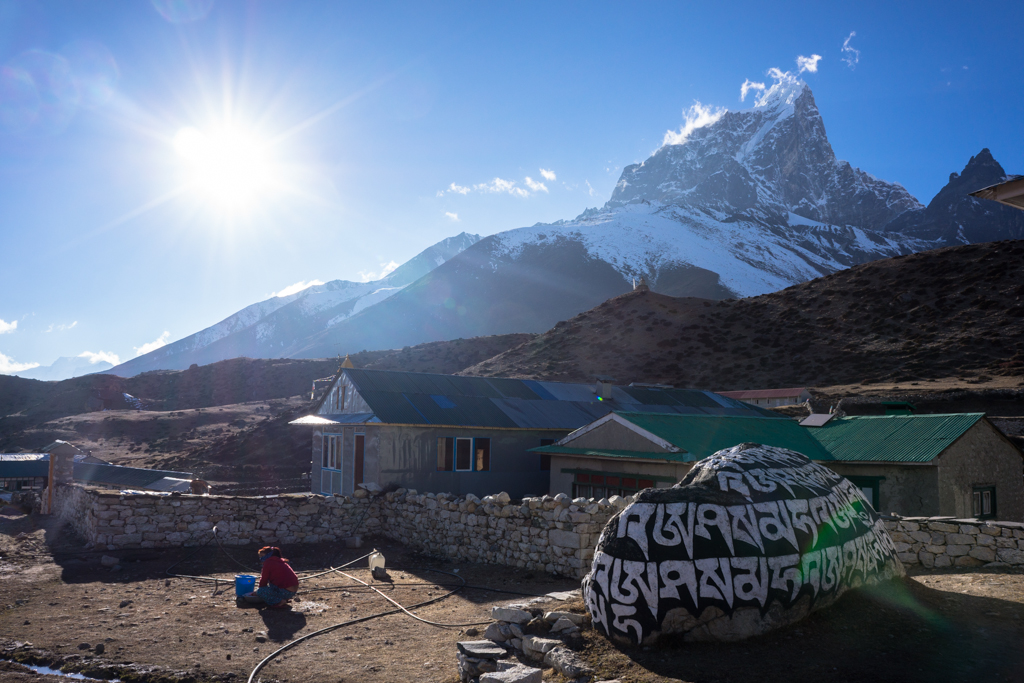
[582,443,905,645]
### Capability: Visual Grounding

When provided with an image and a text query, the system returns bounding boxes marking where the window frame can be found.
[846,476,885,511]
[566,469,665,499]
[322,433,344,471]
[972,486,997,520]
[455,437,473,471]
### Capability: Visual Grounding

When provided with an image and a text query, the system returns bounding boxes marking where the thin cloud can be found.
[359,261,400,282]
[0,351,38,374]
[134,331,170,357]
[272,280,324,298]
[474,177,530,198]
[445,211,459,221]
[740,79,766,102]
[842,32,860,70]
[79,350,120,366]
[45,321,78,333]
[662,101,726,146]
[797,54,822,74]
[0,319,15,334]
[586,180,597,197]
[438,174,549,198]
[524,177,548,193]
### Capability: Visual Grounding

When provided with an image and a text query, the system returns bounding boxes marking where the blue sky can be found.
[1,0,1022,374]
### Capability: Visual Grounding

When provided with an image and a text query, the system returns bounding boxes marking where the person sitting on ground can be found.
[249,546,298,609]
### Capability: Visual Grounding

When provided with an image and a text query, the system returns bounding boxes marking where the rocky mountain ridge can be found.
[106,232,481,376]
[118,75,1022,368]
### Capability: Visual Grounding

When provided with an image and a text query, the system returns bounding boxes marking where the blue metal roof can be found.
[0,461,49,478]
[324,369,785,430]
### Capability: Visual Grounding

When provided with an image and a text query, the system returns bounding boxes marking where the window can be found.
[847,476,884,510]
[972,486,996,519]
[475,438,490,471]
[455,438,473,471]
[354,433,365,485]
[539,439,554,471]
[437,437,454,471]
[570,472,655,499]
[323,434,344,470]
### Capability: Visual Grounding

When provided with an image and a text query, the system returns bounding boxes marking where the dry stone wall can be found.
[50,484,619,578]
[50,484,1024,576]
[883,515,1024,568]
[52,484,381,549]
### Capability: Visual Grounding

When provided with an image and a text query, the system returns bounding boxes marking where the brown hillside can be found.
[362,333,536,374]
[462,240,1024,390]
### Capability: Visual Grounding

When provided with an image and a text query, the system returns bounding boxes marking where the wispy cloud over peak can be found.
[134,331,170,357]
[0,319,15,334]
[445,211,459,221]
[662,101,726,147]
[797,54,822,74]
[272,280,324,298]
[740,79,766,102]
[79,350,120,366]
[842,32,860,70]
[359,261,400,282]
[45,321,78,333]
[539,168,556,181]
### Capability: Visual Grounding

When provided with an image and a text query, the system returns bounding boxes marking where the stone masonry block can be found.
[946,533,976,546]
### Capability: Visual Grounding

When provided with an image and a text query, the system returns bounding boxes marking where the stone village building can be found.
[290,368,780,499]
[533,411,1024,521]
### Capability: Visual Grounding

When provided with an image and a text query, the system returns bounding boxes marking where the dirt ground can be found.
[2,505,1024,683]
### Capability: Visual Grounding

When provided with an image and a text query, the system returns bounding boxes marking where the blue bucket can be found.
[235,574,257,597]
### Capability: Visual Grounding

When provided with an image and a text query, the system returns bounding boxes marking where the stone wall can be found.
[52,484,381,549]
[379,489,617,578]
[883,515,1024,568]
[50,484,619,578]
[51,484,1024,576]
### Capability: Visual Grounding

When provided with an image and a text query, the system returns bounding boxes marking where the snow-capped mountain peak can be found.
[752,69,806,115]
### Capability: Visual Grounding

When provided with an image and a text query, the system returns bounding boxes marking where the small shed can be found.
[0,455,49,492]
[717,387,812,408]
[804,413,1024,521]
[534,411,832,498]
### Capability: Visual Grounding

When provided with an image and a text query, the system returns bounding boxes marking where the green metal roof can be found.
[528,445,697,463]
[804,413,985,462]
[615,412,835,461]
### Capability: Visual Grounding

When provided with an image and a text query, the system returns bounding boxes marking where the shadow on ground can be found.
[584,575,1024,683]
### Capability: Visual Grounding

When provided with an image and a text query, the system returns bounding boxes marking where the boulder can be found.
[582,443,904,645]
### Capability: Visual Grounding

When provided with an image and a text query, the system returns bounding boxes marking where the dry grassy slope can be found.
[463,240,1024,390]
[362,333,537,374]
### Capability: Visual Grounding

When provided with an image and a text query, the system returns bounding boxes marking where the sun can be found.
[174,125,276,214]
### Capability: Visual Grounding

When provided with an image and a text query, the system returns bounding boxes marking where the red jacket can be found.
[259,556,299,589]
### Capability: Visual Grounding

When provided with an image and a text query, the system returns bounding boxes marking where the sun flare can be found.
[174,125,275,214]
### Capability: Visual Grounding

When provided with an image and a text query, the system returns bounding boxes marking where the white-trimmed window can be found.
[323,434,344,470]
[972,486,996,519]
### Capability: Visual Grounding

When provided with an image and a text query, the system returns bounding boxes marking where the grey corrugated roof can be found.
[310,369,785,430]
[73,463,194,489]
